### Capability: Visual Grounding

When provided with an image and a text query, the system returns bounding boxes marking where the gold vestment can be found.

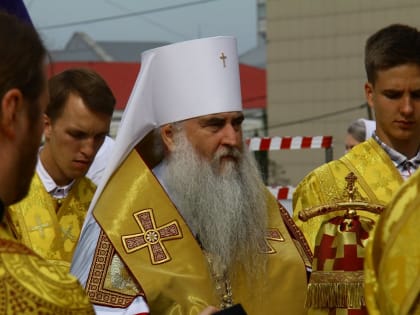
[88,149,311,315]
[293,138,403,253]
[365,168,420,315]
[6,173,95,271]
[0,222,94,314]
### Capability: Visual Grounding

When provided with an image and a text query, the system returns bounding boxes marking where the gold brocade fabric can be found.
[293,139,404,315]
[91,149,309,315]
[365,168,420,315]
[6,173,95,271]
[0,223,94,314]
[293,139,403,254]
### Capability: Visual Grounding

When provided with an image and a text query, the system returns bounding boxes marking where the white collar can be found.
[36,153,75,198]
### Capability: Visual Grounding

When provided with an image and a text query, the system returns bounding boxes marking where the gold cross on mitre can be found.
[121,208,182,264]
[219,52,227,67]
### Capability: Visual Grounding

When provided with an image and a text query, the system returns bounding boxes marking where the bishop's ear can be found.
[160,124,176,152]
[0,88,24,138]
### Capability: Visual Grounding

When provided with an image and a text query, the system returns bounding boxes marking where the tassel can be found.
[305,271,365,308]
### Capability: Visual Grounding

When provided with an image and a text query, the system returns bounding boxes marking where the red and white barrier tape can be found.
[246,136,332,151]
[248,136,331,200]
[267,185,295,200]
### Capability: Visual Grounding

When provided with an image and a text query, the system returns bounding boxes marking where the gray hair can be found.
[347,119,366,143]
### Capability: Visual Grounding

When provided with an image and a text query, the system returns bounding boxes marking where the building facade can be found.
[266,0,420,185]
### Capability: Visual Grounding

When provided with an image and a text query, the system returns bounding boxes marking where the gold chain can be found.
[205,252,233,309]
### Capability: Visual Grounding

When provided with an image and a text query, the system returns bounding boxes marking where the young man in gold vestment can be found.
[0,10,93,314]
[6,68,115,271]
[71,36,312,315]
[293,24,420,315]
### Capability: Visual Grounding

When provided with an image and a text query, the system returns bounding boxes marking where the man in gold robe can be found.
[71,36,312,315]
[293,24,420,315]
[0,11,93,314]
[365,168,420,315]
[6,68,115,271]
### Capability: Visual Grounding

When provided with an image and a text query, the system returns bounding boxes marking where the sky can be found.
[23,0,258,55]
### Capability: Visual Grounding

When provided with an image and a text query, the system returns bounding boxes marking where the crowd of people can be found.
[0,4,418,315]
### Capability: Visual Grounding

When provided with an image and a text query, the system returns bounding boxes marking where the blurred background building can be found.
[266,0,420,186]
[24,0,420,191]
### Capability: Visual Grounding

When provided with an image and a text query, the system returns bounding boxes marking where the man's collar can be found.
[36,156,75,197]
[373,133,420,174]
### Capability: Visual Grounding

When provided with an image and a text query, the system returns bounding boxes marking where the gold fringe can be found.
[305,271,365,308]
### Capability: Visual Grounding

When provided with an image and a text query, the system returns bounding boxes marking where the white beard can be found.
[162,131,268,278]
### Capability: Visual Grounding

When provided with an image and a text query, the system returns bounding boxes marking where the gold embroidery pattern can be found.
[28,215,52,239]
[310,270,364,283]
[318,164,342,204]
[263,228,284,253]
[293,139,402,254]
[86,231,143,308]
[277,201,313,265]
[121,208,182,264]
[0,238,93,314]
[6,175,95,268]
